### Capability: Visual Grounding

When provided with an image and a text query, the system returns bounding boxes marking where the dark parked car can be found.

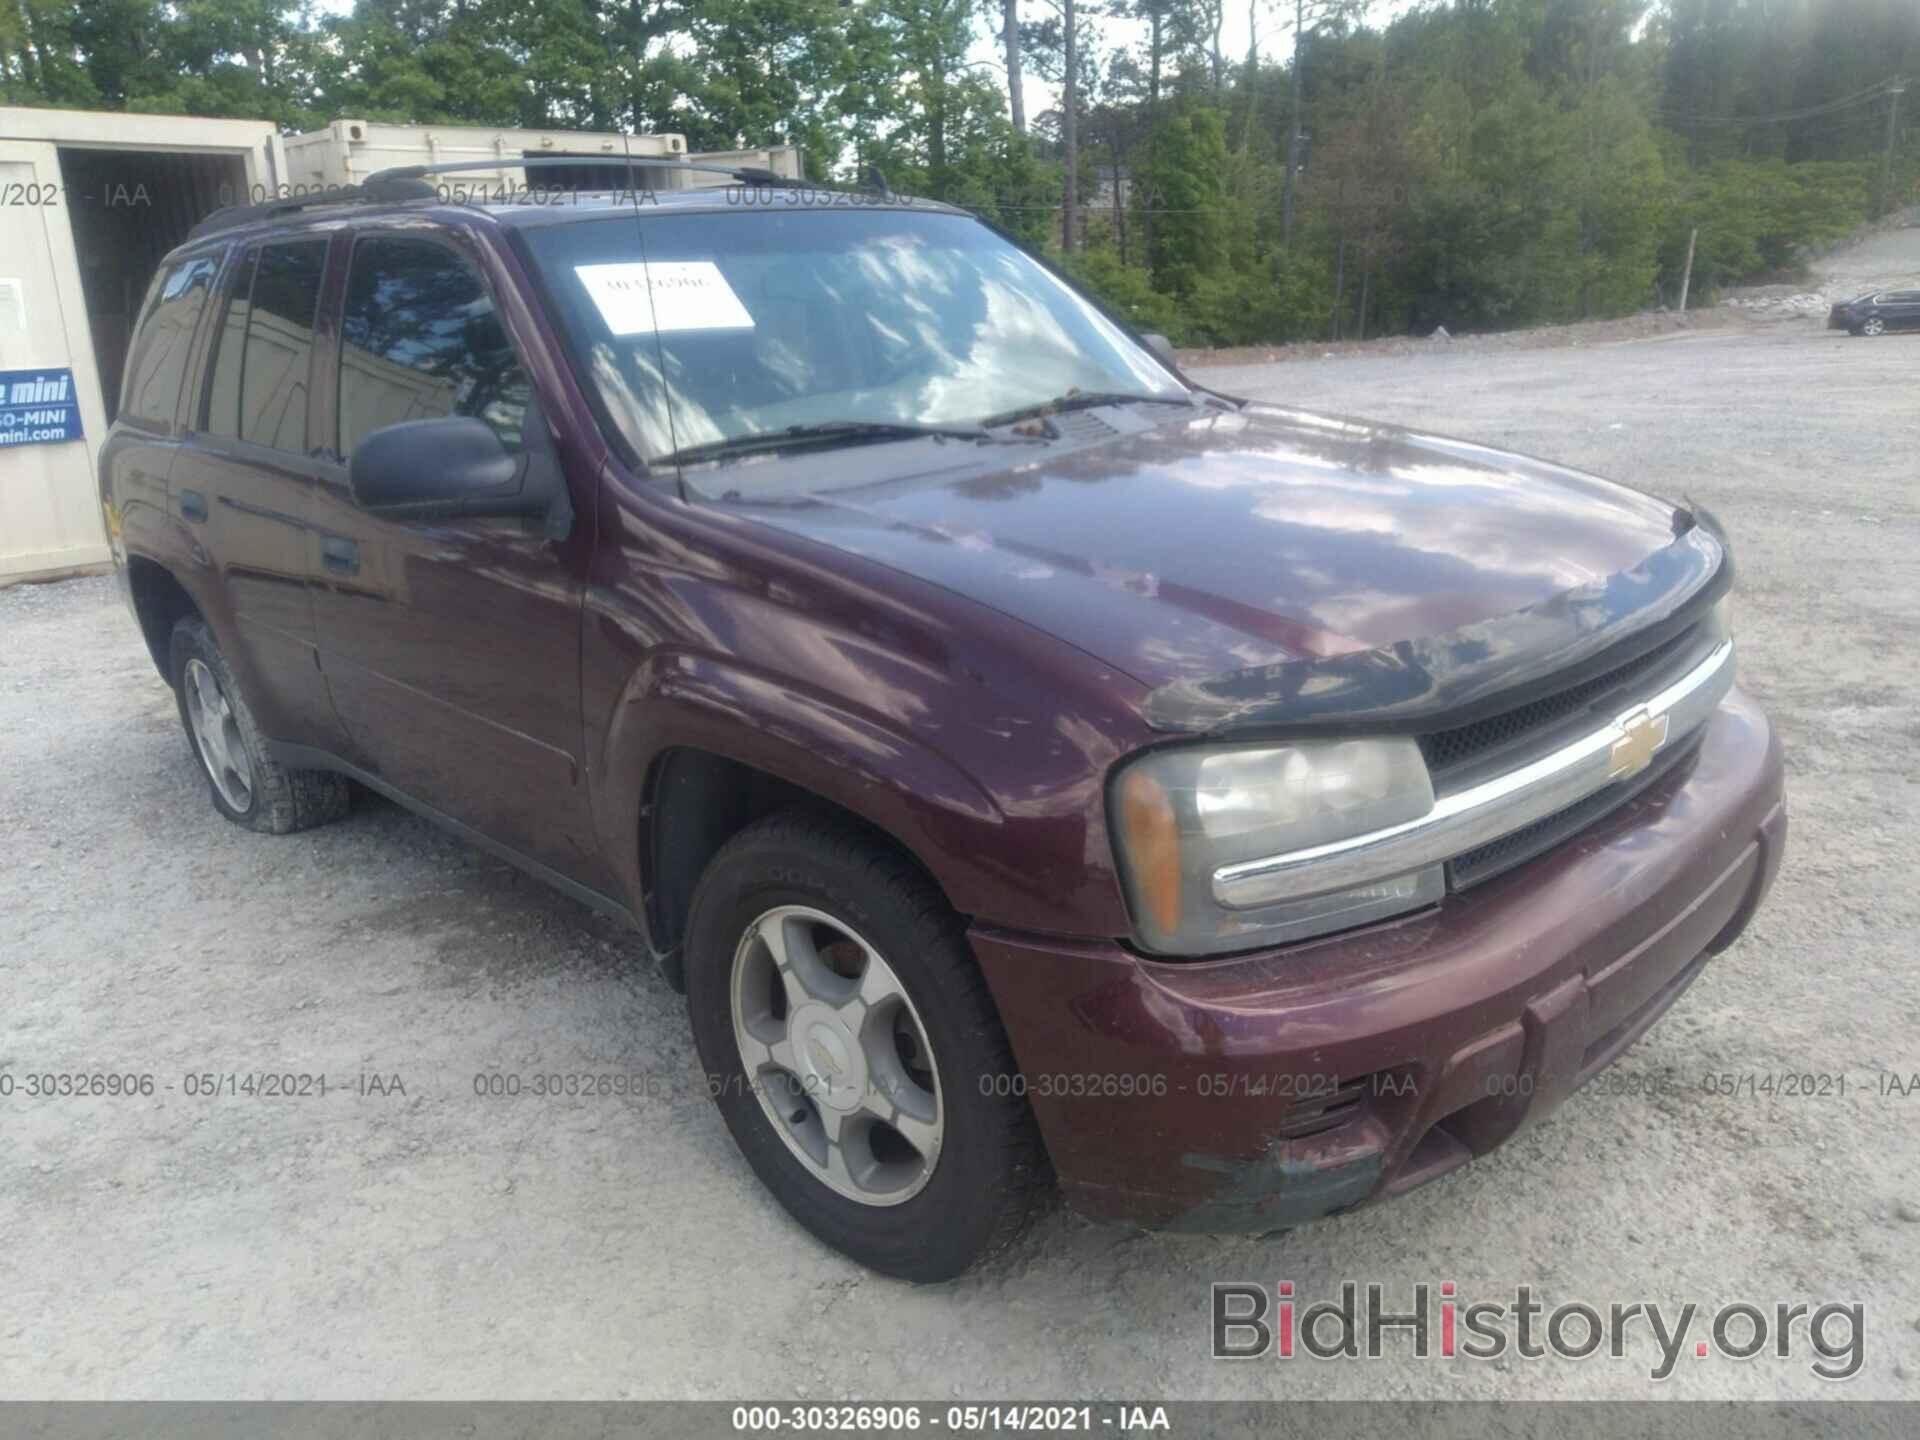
[1828,288,1920,335]
[100,166,1786,1281]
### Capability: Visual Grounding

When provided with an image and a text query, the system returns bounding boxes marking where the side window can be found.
[337,236,531,460]
[121,255,219,428]
[201,240,326,452]
[201,249,258,440]
[241,241,327,452]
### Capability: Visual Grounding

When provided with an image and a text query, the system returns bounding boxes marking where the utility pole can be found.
[1062,0,1078,252]
[1881,78,1907,217]
[1281,0,1304,247]
[1003,0,1025,136]
[1236,0,1259,156]
[1144,3,1164,269]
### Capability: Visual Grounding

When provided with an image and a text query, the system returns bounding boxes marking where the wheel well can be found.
[125,556,200,681]
[643,748,955,990]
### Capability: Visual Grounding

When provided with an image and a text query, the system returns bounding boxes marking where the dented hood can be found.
[727,403,1725,728]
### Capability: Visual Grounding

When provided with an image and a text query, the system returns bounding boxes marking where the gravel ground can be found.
[4,233,1920,1404]
[1811,217,1920,296]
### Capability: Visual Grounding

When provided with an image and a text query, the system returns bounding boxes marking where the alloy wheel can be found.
[183,657,255,812]
[1863,317,1885,336]
[730,904,944,1205]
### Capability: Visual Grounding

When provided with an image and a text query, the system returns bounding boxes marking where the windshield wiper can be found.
[663,419,995,466]
[980,390,1198,428]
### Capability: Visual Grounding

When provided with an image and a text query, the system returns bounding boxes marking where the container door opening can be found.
[56,148,247,423]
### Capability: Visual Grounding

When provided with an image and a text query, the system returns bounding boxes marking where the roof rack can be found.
[185,175,433,240]
[186,154,897,242]
[362,154,807,189]
[189,156,817,241]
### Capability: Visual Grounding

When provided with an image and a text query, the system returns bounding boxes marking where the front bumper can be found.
[969,687,1786,1232]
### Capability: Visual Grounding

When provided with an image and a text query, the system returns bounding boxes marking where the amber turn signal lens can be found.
[1119,768,1183,939]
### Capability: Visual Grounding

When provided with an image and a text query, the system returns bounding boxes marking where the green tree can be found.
[314,0,525,124]
[1564,73,1668,317]
[1134,102,1229,295]
[0,0,1909,349]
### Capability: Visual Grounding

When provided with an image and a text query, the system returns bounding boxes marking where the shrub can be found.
[1055,246,1192,344]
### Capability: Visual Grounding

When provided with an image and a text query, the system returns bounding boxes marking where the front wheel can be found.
[1861,317,1886,336]
[684,810,1050,1280]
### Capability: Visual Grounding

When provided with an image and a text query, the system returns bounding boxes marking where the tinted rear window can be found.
[122,256,219,429]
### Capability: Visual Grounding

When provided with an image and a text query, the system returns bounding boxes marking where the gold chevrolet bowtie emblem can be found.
[1608,708,1669,780]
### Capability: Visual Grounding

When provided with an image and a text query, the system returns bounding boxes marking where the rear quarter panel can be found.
[100,427,180,592]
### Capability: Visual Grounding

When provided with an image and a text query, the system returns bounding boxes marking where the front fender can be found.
[593,648,1122,942]
[583,466,1151,951]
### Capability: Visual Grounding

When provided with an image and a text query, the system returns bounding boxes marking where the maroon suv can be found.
[100,167,1785,1281]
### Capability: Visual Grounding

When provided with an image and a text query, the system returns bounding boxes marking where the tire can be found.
[684,809,1051,1281]
[169,616,350,834]
[1862,317,1886,336]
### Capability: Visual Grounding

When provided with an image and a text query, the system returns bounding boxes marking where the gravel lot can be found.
[4,230,1919,1404]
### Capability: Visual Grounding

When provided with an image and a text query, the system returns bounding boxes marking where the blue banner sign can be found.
[0,367,84,449]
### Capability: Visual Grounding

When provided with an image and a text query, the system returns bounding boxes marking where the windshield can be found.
[521,207,1189,467]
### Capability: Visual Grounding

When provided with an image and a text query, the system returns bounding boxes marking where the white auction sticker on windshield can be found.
[574,261,755,335]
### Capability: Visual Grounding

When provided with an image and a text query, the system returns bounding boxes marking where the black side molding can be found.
[264,741,656,945]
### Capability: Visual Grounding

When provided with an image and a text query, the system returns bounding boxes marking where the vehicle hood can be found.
[726,403,1719,727]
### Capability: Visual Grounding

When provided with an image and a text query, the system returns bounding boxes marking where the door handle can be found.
[177,489,208,524]
[319,536,359,575]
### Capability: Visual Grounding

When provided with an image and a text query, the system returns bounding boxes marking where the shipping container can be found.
[0,105,804,584]
[282,119,685,193]
[0,108,285,582]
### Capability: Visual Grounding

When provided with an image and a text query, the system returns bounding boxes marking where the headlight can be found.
[1111,738,1442,955]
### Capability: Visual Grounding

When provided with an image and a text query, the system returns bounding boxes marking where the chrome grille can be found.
[1447,729,1704,890]
[1420,623,1701,780]
[1211,636,1735,912]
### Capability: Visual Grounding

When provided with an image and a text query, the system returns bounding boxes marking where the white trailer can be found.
[0,108,285,582]
[670,145,809,188]
[283,120,803,193]
[283,119,683,192]
[0,105,805,584]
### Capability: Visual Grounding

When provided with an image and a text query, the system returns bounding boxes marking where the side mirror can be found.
[1140,332,1180,370]
[349,415,560,527]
